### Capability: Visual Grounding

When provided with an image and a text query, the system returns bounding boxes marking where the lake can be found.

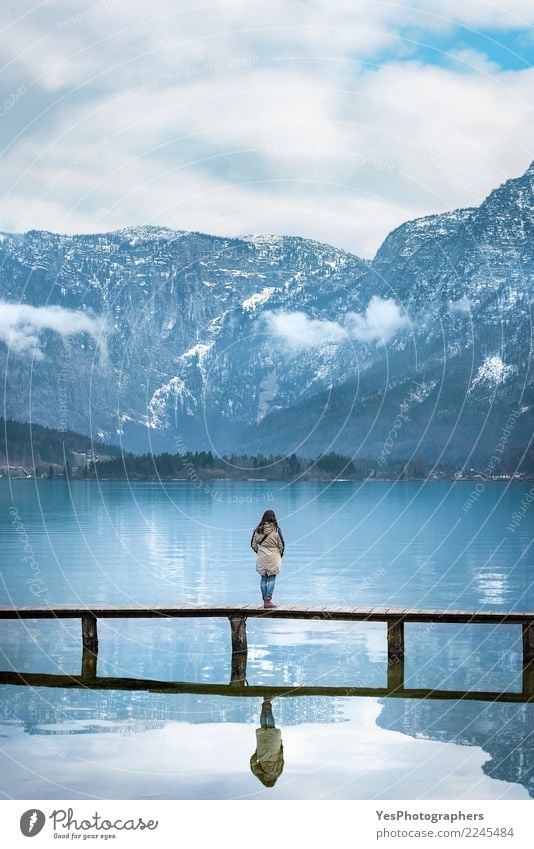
[0,479,533,799]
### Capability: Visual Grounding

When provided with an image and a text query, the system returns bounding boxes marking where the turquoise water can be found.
[0,479,533,799]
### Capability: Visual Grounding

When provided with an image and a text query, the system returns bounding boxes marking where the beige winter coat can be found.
[251,521,284,576]
[250,728,284,786]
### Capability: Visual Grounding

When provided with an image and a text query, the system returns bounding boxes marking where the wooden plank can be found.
[0,605,532,625]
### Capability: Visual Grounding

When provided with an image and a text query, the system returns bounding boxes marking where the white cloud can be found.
[406,0,534,28]
[346,295,409,342]
[0,302,108,360]
[0,3,533,255]
[265,296,408,348]
[264,310,346,349]
[447,48,501,75]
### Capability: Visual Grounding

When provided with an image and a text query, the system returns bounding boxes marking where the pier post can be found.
[523,621,534,661]
[523,662,534,698]
[81,614,98,678]
[386,619,405,692]
[229,616,248,685]
[522,621,534,697]
[387,619,404,662]
[387,658,405,692]
[81,647,98,678]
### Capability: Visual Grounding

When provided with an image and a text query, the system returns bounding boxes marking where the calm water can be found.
[0,479,533,799]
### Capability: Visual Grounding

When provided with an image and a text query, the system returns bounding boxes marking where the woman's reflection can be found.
[250,698,284,787]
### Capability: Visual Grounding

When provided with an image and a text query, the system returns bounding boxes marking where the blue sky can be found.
[0,1,533,256]
[380,24,534,70]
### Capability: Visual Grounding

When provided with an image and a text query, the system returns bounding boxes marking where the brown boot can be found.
[264,596,277,609]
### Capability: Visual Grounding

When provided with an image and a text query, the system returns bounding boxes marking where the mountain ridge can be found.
[0,161,532,466]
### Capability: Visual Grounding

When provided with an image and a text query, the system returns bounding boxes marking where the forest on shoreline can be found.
[2,418,530,482]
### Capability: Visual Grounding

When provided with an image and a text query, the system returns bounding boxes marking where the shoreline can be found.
[2,476,533,484]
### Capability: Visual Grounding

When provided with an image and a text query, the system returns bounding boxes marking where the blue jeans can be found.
[260,699,276,728]
[260,574,276,599]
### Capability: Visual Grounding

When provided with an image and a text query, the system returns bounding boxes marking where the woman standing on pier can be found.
[251,509,284,608]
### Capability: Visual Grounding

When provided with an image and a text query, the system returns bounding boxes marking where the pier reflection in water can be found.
[0,684,532,800]
[0,618,533,800]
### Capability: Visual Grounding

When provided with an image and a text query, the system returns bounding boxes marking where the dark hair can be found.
[253,510,285,557]
[259,509,277,528]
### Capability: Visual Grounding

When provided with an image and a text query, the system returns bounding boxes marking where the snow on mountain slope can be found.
[0,162,532,464]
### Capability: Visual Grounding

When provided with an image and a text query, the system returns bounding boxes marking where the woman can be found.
[251,509,284,608]
[250,698,284,787]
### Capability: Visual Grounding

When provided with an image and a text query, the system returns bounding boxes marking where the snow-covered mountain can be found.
[246,163,534,465]
[1,163,533,466]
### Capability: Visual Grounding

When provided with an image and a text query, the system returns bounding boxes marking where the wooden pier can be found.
[1,604,533,699]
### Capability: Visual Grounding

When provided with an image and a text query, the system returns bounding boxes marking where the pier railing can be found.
[1,605,533,700]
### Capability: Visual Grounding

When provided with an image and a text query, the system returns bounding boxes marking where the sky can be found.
[1,0,533,257]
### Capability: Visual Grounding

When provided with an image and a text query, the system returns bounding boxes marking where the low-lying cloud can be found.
[0,302,108,361]
[346,296,409,343]
[265,296,408,349]
[264,311,347,348]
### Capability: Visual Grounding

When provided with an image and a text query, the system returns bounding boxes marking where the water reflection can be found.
[0,682,532,799]
[2,480,533,610]
[377,697,534,798]
[1,615,534,798]
[1,479,533,798]
[250,699,284,787]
